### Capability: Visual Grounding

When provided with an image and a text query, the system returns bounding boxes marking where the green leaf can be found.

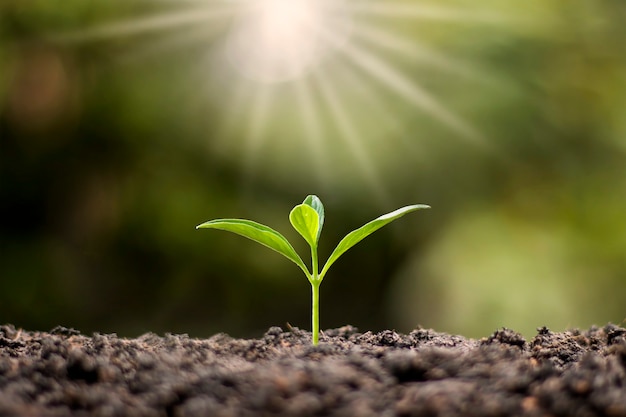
[196,219,309,275]
[319,204,430,279]
[303,195,324,242]
[289,204,320,249]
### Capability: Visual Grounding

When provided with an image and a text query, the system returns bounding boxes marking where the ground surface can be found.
[1,323,625,417]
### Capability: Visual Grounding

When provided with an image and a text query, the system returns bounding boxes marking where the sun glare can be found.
[225,0,353,83]
[52,0,513,201]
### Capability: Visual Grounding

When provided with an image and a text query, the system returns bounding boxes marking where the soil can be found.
[1,324,625,417]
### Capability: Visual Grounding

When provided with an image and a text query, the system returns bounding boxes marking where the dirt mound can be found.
[1,324,625,416]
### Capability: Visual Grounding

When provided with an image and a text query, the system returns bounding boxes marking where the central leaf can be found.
[289,203,320,248]
[303,195,325,242]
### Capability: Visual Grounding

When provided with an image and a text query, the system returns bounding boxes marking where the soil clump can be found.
[1,323,625,416]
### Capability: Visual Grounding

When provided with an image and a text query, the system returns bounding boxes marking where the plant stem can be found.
[311,280,320,345]
[310,244,320,345]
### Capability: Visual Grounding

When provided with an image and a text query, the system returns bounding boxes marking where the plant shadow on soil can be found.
[1,323,626,416]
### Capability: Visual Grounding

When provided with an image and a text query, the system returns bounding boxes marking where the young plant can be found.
[196,195,429,345]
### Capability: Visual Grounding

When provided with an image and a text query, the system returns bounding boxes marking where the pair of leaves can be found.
[289,195,324,250]
[196,195,429,281]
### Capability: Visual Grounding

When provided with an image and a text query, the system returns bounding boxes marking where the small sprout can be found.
[197,195,429,345]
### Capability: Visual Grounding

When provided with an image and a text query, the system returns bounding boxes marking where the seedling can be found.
[196,195,429,345]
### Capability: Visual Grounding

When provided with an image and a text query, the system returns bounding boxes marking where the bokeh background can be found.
[1,0,625,339]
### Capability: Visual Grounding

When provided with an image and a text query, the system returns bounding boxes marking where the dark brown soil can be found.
[1,323,626,417]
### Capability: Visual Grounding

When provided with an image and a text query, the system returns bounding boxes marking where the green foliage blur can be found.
[1,0,625,338]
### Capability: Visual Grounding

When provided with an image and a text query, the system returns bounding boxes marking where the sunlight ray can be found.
[241,87,272,184]
[349,2,505,24]
[316,57,433,164]
[103,23,223,69]
[340,41,488,149]
[312,72,390,205]
[293,80,330,188]
[212,78,252,157]
[329,61,402,136]
[351,23,483,83]
[51,4,236,44]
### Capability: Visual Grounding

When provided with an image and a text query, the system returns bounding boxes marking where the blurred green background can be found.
[1,0,625,339]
